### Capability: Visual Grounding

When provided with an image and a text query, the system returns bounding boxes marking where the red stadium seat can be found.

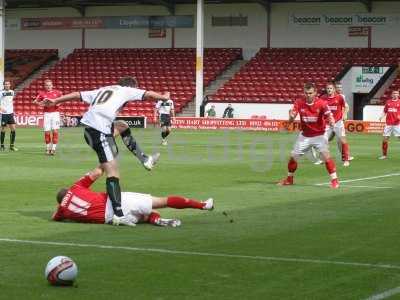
[13,48,242,116]
[212,48,400,104]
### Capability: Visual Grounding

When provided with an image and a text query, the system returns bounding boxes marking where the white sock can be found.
[52,144,57,151]
[46,143,52,151]
[336,140,342,156]
[310,147,320,162]
[330,172,337,180]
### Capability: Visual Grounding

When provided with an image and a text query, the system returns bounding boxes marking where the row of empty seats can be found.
[11,47,400,112]
[210,48,400,104]
[380,75,400,103]
[13,48,242,117]
[5,49,58,87]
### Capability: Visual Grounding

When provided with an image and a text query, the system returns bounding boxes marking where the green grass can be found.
[1,127,400,299]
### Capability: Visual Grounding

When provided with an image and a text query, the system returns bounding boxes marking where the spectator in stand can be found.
[206,105,216,118]
[223,104,234,118]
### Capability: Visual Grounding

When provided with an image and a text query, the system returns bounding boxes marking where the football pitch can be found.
[1,127,400,300]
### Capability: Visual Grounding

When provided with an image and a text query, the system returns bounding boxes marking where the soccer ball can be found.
[45,256,78,286]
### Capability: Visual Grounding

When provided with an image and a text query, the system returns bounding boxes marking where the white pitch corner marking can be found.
[315,172,400,186]
[362,286,400,300]
[340,185,393,189]
[1,238,400,271]
[313,185,392,189]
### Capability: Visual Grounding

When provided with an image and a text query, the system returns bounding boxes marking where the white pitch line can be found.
[313,185,393,189]
[363,286,400,300]
[1,238,400,271]
[341,185,393,189]
[315,172,400,186]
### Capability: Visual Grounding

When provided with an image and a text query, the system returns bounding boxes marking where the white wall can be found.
[206,102,293,119]
[270,1,400,48]
[85,5,171,49]
[4,3,268,58]
[340,70,354,119]
[271,2,366,48]
[372,1,400,47]
[363,105,383,121]
[4,2,400,58]
[175,4,267,59]
[5,8,82,57]
[207,102,386,121]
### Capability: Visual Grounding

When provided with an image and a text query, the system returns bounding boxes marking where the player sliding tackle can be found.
[41,76,168,226]
[278,82,340,189]
[52,167,214,227]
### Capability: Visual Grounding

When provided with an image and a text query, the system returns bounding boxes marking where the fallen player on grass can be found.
[52,166,214,227]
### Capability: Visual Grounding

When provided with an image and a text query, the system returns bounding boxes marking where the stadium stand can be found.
[13,48,242,119]
[380,73,400,104]
[210,48,400,104]
[5,49,58,87]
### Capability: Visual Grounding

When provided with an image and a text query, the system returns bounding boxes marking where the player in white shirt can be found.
[154,99,175,145]
[0,81,17,151]
[41,76,170,225]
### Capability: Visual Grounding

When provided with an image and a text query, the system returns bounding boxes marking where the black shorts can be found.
[1,113,16,126]
[160,114,171,127]
[84,127,119,164]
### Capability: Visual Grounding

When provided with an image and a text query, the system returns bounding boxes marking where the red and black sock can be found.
[382,141,388,156]
[52,131,58,145]
[325,159,337,179]
[342,143,349,161]
[148,212,161,224]
[167,196,204,209]
[287,157,297,176]
[45,132,51,145]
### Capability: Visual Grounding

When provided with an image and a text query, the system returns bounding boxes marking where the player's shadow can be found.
[18,210,52,221]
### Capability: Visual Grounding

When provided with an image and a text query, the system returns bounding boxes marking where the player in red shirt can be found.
[33,79,63,155]
[278,82,339,189]
[52,166,214,227]
[378,90,400,159]
[321,82,351,166]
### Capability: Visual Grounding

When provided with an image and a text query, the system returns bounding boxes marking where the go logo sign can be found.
[346,121,365,133]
